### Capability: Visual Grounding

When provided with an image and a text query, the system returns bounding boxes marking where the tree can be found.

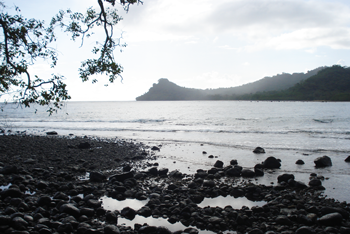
[0,0,142,114]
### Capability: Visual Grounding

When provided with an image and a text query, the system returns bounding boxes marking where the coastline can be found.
[1,134,350,233]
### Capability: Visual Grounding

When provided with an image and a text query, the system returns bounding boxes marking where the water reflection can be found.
[100,195,263,234]
[100,196,149,211]
[199,196,266,209]
[119,216,224,234]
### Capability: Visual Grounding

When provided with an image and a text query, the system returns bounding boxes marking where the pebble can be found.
[1,135,350,234]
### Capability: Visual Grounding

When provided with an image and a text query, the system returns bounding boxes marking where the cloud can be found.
[121,0,350,50]
[205,0,349,32]
[337,59,346,66]
[218,45,241,50]
[252,27,350,50]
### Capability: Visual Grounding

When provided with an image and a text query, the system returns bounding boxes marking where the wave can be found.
[120,137,350,154]
[313,119,334,123]
[11,124,350,137]
[3,118,168,124]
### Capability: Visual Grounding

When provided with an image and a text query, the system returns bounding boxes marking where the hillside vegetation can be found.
[136,66,350,101]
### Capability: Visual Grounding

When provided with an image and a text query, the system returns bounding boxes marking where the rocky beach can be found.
[0,134,350,234]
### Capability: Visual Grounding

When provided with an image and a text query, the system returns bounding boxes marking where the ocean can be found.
[1,101,350,202]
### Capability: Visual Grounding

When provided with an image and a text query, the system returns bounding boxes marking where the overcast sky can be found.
[4,0,350,101]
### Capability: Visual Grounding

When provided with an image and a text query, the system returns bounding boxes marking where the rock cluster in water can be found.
[0,135,349,234]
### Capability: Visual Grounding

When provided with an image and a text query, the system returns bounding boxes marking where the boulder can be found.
[151,146,160,151]
[320,207,349,219]
[158,168,169,176]
[123,165,132,172]
[155,227,172,234]
[203,180,216,188]
[190,194,204,204]
[104,225,121,234]
[37,196,52,206]
[138,226,158,234]
[230,159,238,165]
[262,156,281,169]
[137,206,152,217]
[86,199,101,208]
[58,223,73,233]
[12,216,28,230]
[106,211,118,223]
[296,159,305,165]
[207,168,218,175]
[278,174,295,183]
[121,207,136,220]
[195,170,208,178]
[1,188,23,198]
[241,169,255,177]
[214,160,224,168]
[225,167,242,177]
[314,156,332,167]
[80,208,95,217]
[308,179,322,187]
[294,181,308,189]
[89,171,106,182]
[276,215,292,225]
[318,212,343,226]
[59,204,80,217]
[109,172,134,182]
[208,216,223,224]
[253,147,265,154]
[148,167,158,176]
[168,170,183,178]
[254,168,264,176]
[345,156,350,162]
[53,192,69,200]
[0,215,11,225]
[295,226,315,234]
[77,223,92,234]
[46,131,58,135]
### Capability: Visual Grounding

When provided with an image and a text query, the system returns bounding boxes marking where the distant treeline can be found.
[136,65,350,101]
[232,65,350,101]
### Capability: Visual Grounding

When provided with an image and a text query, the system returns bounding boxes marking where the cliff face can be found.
[136,66,349,101]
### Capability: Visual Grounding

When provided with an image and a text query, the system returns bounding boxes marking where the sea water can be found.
[1,101,350,202]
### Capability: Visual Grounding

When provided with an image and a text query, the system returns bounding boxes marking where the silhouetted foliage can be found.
[0,0,142,114]
[239,65,350,101]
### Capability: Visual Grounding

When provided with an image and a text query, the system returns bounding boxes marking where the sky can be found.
[3,0,350,101]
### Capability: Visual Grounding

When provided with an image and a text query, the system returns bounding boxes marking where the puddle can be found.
[100,194,264,234]
[198,196,266,209]
[25,190,36,195]
[78,172,90,180]
[0,183,12,190]
[100,196,149,211]
[119,215,221,234]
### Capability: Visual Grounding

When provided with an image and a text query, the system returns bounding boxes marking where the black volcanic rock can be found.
[314,156,332,167]
[262,156,281,169]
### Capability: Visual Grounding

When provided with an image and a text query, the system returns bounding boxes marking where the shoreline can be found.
[1,134,350,234]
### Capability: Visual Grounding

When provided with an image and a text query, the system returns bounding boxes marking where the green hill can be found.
[136,66,350,101]
[241,65,350,101]
[136,78,206,101]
